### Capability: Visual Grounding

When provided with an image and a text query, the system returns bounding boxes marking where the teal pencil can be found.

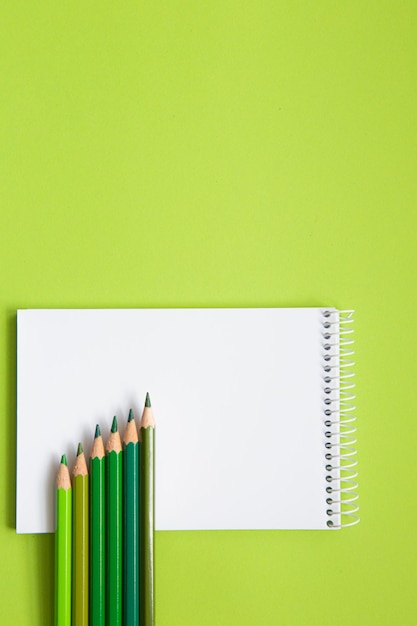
[123,409,140,626]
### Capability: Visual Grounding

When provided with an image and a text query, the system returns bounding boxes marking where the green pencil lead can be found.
[111,415,118,433]
[77,442,83,455]
[128,408,134,422]
[61,454,67,466]
[95,424,101,438]
[145,392,151,407]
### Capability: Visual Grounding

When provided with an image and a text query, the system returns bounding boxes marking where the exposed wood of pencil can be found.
[91,434,105,460]
[123,415,139,445]
[106,429,122,453]
[139,407,155,429]
[57,461,72,490]
[73,449,88,476]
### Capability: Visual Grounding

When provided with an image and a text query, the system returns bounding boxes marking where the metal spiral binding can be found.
[322,309,359,528]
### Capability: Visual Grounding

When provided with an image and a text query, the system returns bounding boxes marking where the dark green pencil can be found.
[123,409,140,626]
[90,425,105,626]
[106,417,123,626]
[139,393,155,626]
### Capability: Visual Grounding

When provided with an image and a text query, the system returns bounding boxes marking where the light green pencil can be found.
[55,454,72,626]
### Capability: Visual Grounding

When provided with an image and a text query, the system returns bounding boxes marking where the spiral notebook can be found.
[16,307,358,533]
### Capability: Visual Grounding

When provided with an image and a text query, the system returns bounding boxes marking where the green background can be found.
[1,2,416,624]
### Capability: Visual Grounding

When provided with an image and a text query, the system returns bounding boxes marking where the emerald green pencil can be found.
[123,409,140,626]
[106,416,123,626]
[72,443,89,626]
[55,454,72,626]
[90,425,105,626]
[140,393,155,626]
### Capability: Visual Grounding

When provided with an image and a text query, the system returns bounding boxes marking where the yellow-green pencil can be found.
[72,443,89,626]
[140,393,155,626]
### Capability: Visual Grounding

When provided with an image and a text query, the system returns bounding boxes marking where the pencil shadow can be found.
[5,311,17,529]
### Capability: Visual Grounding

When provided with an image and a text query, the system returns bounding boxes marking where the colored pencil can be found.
[106,416,123,626]
[140,393,155,626]
[90,425,106,626]
[72,443,89,626]
[56,454,72,626]
[123,409,140,626]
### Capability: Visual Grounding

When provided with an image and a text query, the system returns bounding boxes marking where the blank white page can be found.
[16,308,332,533]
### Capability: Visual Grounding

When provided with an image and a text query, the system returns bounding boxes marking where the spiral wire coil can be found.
[322,310,359,528]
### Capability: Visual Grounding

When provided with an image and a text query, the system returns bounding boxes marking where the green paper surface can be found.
[1,1,417,624]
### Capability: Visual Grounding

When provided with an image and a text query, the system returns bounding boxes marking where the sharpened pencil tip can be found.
[77,442,83,455]
[61,454,67,466]
[145,392,151,407]
[128,409,134,422]
[111,416,118,433]
[95,424,101,438]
